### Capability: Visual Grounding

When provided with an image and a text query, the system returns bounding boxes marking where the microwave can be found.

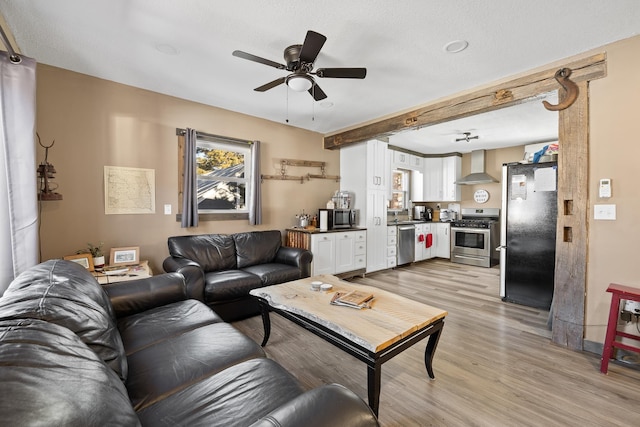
[319,209,358,230]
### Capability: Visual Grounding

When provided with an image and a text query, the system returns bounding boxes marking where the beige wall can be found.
[459,146,525,209]
[36,65,339,272]
[586,35,640,343]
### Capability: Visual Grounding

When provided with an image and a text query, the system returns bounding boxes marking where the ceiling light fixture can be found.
[443,40,469,53]
[286,75,313,92]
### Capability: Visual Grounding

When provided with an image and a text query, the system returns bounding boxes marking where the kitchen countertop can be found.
[387,220,452,226]
[287,227,367,234]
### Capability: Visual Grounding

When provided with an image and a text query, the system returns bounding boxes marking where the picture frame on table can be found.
[109,246,140,266]
[63,253,95,271]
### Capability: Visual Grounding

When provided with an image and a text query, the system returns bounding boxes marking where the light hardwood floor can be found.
[234,259,640,426]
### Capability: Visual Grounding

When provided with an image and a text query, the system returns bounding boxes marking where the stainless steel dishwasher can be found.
[397,224,416,265]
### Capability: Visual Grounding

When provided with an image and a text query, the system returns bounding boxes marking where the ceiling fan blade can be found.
[299,30,327,64]
[308,84,328,101]
[232,50,286,70]
[315,68,367,79]
[254,77,286,92]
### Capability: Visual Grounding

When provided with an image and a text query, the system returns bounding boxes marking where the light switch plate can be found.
[164,204,172,215]
[594,204,616,220]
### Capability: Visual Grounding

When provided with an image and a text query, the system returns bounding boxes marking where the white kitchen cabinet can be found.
[435,223,451,259]
[310,233,335,275]
[366,189,389,272]
[366,139,389,190]
[410,154,423,170]
[415,223,434,261]
[423,156,461,202]
[309,230,366,276]
[442,156,462,201]
[341,140,390,274]
[393,150,410,169]
[392,150,424,171]
[334,232,356,274]
[387,225,397,268]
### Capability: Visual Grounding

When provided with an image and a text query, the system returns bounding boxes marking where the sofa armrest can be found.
[162,257,205,301]
[103,273,188,318]
[274,246,313,278]
[249,384,379,427]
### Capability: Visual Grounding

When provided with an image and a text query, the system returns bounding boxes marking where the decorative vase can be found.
[93,255,105,269]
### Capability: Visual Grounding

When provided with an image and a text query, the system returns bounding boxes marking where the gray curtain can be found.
[249,140,262,225]
[181,128,198,228]
[0,51,39,296]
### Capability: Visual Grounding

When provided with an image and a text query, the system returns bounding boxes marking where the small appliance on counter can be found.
[413,206,425,221]
[332,191,353,209]
[318,208,358,230]
[425,208,433,221]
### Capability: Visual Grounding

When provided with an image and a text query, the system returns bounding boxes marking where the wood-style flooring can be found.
[233,259,640,426]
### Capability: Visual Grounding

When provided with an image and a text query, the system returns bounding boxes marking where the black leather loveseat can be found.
[0,259,378,426]
[163,230,312,321]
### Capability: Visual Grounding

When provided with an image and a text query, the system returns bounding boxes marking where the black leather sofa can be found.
[163,230,312,321]
[0,259,379,426]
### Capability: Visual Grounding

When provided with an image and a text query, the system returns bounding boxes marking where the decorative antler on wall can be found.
[543,68,579,111]
[36,133,63,201]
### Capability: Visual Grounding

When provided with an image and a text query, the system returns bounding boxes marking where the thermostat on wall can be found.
[473,189,490,204]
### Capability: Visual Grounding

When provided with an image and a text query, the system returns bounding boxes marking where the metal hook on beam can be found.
[543,68,578,111]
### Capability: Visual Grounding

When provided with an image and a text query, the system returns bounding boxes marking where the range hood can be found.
[455,150,498,185]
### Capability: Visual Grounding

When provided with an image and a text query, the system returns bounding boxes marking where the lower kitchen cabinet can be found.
[435,223,451,259]
[415,223,434,261]
[287,229,366,277]
[387,225,397,268]
[310,233,335,275]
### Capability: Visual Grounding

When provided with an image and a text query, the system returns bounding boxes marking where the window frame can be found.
[177,131,253,222]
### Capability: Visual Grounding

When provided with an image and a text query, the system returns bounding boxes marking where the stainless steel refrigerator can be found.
[499,162,557,310]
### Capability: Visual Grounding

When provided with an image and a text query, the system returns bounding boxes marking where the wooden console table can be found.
[92,260,152,285]
[600,283,640,373]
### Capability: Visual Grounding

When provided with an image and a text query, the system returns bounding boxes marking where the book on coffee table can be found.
[330,290,374,309]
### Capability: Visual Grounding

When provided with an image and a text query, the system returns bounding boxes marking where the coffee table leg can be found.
[257,298,271,347]
[424,322,444,379]
[367,364,381,417]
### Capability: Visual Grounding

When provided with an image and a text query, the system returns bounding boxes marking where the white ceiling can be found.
[2,1,640,153]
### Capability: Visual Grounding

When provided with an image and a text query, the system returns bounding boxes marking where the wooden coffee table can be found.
[249,275,448,416]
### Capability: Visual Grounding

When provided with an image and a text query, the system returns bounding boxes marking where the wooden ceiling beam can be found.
[323,53,606,150]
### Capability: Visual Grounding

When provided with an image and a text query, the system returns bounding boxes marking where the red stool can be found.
[600,283,640,373]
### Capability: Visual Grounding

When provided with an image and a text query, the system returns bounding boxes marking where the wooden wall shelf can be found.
[261,159,340,184]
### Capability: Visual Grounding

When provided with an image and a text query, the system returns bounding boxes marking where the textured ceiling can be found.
[2,1,640,153]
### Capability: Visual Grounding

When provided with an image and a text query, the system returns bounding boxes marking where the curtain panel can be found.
[180,128,198,228]
[0,51,39,295]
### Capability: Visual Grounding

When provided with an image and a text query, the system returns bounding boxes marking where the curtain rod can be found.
[0,25,21,64]
[175,128,252,145]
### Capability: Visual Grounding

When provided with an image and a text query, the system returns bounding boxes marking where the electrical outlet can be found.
[164,204,172,215]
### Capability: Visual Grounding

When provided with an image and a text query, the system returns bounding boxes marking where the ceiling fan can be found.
[232,30,366,101]
[455,132,480,143]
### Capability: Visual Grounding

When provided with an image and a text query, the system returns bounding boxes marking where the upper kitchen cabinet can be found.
[366,139,389,190]
[423,156,461,202]
[392,150,423,171]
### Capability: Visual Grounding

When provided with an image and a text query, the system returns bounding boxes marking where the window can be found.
[390,169,409,211]
[195,138,251,213]
[178,130,256,222]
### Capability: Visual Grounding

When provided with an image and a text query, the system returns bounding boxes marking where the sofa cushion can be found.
[242,263,302,286]
[233,230,282,269]
[136,358,304,427]
[0,318,140,427]
[126,322,266,411]
[168,234,237,272]
[204,269,263,301]
[118,299,224,355]
[0,259,128,381]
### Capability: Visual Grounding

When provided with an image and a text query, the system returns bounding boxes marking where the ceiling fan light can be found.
[287,75,313,92]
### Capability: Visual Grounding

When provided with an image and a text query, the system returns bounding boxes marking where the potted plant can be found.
[78,242,105,269]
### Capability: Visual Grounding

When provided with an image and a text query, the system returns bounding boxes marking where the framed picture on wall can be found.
[63,253,95,271]
[109,246,140,266]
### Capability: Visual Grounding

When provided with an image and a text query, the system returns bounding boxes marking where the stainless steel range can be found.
[450,208,500,268]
